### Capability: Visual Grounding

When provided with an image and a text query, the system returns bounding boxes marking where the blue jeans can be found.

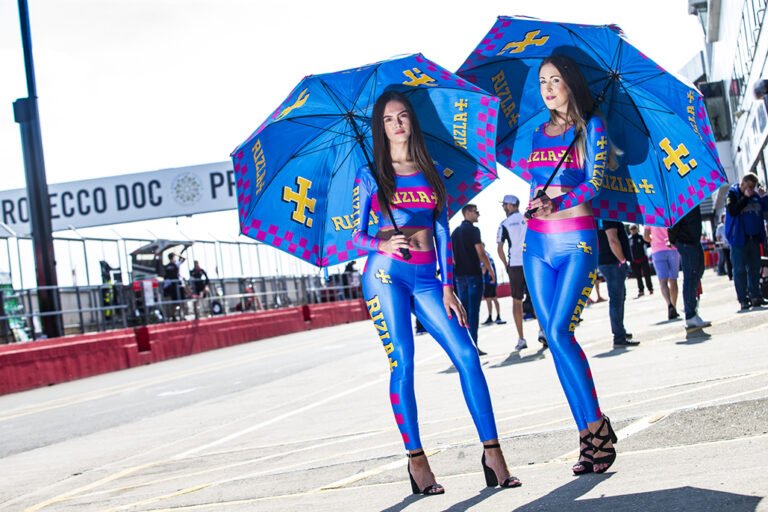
[674,242,704,320]
[731,238,762,303]
[455,275,484,346]
[598,263,627,341]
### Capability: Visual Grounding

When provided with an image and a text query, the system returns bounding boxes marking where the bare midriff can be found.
[377,227,435,251]
[535,185,593,220]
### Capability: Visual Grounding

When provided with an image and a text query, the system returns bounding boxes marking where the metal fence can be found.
[0,272,363,344]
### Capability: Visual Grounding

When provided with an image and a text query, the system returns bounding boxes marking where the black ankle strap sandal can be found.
[481,443,522,488]
[592,416,618,474]
[572,432,594,475]
[406,450,444,495]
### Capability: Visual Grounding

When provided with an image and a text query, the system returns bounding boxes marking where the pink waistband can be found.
[527,216,596,233]
[377,248,436,264]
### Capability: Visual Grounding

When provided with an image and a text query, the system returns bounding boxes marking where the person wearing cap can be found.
[497,194,546,350]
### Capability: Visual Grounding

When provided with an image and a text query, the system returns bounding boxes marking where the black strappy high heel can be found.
[481,443,522,488]
[592,416,618,474]
[572,432,594,475]
[407,450,444,496]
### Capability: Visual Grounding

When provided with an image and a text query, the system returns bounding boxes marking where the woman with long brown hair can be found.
[352,90,520,495]
[524,55,619,475]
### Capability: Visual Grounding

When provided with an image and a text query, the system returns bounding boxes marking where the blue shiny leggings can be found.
[362,251,498,450]
[523,220,602,431]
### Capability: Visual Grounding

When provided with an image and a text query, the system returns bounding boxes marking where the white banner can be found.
[0,161,237,235]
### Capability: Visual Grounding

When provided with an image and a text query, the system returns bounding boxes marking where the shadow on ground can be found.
[512,475,762,512]
[379,472,762,511]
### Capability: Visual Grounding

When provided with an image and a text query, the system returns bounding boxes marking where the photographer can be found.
[725,172,768,310]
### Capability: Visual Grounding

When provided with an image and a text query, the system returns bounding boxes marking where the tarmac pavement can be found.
[0,269,766,511]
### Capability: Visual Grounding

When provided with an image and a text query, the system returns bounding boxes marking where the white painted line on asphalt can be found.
[317,449,442,491]
[19,358,766,510]
[551,411,670,463]
[0,342,317,422]
[172,352,444,460]
[21,461,162,512]
[156,387,199,397]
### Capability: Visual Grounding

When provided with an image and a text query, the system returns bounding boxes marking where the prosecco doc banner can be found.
[0,162,237,235]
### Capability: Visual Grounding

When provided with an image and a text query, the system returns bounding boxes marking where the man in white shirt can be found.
[497,195,545,350]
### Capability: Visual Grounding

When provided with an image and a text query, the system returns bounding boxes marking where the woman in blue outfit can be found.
[525,55,619,475]
[352,91,520,495]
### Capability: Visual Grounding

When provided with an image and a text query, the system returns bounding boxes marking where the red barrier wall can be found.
[0,300,374,396]
[0,328,138,395]
[302,298,370,328]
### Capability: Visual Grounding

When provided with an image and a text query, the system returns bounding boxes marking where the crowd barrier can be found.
[0,298,368,396]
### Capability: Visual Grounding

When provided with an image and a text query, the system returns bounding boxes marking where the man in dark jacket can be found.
[725,172,768,310]
[669,205,711,330]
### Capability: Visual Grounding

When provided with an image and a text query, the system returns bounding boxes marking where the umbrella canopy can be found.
[232,53,500,267]
[457,16,726,227]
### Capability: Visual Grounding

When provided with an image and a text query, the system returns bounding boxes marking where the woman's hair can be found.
[371,90,447,219]
[539,55,618,170]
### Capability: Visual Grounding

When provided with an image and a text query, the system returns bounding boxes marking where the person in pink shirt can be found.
[644,226,681,320]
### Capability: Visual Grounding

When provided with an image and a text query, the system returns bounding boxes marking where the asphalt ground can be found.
[0,269,766,511]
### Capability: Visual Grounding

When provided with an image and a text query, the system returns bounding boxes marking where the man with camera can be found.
[725,172,768,310]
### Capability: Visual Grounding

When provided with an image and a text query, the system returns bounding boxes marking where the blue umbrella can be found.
[231,53,500,267]
[457,16,726,227]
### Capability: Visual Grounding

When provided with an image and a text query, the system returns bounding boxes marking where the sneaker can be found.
[751,298,767,308]
[635,291,645,298]
[481,317,494,326]
[613,337,640,347]
[649,289,654,295]
[515,338,528,351]
[538,331,548,348]
[740,301,752,311]
[495,317,507,325]
[685,315,711,329]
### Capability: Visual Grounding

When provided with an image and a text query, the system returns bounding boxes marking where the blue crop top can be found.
[351,166,454,286]
[527,116,608,212]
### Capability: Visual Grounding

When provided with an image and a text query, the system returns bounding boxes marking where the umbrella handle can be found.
[524,189,546,220]
[394,229,412,260]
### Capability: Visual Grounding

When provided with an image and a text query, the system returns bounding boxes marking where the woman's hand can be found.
[379,234,410,254]
[527,193,554,217]
[443,287,468,327]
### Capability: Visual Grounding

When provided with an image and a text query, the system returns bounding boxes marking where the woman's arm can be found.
[434,205,454,287]
[549,116,608,212]
[351,167,381,251]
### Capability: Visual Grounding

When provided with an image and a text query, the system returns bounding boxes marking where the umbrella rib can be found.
[562,25,613,70]
[318,79,353,116]
[422,132,498,177]
[241,116,355,223]
[350,66,381,118]
[314,137,361,265]
[284,118,363,143]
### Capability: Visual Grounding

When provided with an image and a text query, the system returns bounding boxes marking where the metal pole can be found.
[13,0,62,338]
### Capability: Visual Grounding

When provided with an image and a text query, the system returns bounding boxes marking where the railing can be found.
[0,273,363,344]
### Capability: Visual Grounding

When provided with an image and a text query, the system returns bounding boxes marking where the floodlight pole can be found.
[13,0,62,338]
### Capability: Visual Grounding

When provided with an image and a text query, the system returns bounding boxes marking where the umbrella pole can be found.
[348,114,412,260]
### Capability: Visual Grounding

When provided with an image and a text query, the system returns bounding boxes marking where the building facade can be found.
[689,0,768,220]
